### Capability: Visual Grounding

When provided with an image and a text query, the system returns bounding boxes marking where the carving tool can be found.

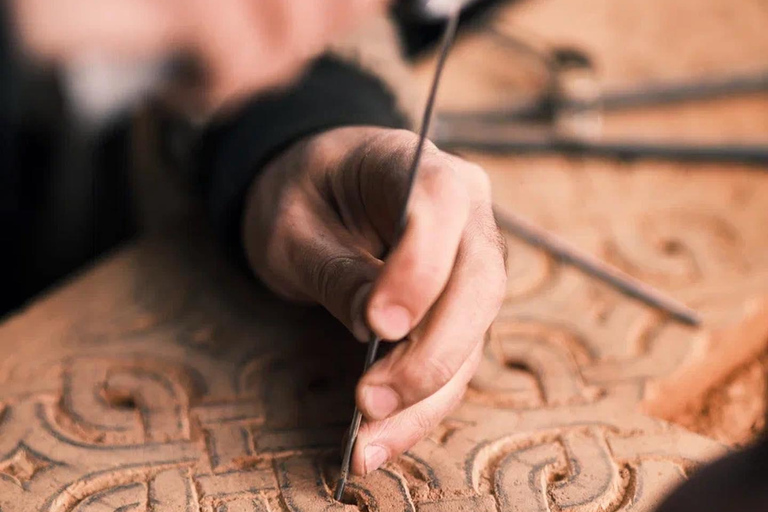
[434,25,768,165]
[334,4,461,502]
[439,63,768,122]
[493,206,701,326]
[437,132,768,166]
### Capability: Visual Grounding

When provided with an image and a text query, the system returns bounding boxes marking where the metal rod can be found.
[333,337,380,502]
[334,7,461,502]
[397,7,461,237]
[437,136,768,166]
[581,69,768,111]
[493,206,701,327]
[438,68,768,124]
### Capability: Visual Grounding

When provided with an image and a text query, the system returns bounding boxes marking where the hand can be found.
[11,0,389,107]
[243,127,507,475]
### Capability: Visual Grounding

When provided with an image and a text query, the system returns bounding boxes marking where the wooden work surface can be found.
[1,0,767,510]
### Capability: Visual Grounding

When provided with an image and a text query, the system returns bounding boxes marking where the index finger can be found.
[350,340,484,476]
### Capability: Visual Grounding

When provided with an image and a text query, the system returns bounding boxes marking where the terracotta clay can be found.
[0,230,731,511]
[641,298,768,447]
[642,299,768,422]
[2,0,768,510]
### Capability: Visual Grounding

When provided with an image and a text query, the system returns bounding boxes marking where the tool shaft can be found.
[334,337,380,501]
[493,206,701,326]
[334,8,460,502]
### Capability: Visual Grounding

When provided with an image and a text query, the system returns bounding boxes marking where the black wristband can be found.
[196,55,407,267]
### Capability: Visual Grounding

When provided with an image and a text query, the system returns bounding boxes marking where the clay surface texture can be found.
[2,0,768,510]
[0,231,730,511]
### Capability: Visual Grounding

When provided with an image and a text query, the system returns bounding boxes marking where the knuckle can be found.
[409,406,437,439]
[423,356,455,389]
[398,356,454,400]
[459,162,493,199]
[418,160,467,206]
[357,418,387,446]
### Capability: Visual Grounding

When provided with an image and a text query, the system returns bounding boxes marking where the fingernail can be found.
[350,283,373,341]
[362,385,399,420]
[364,444,389,474]
[369,303,411,340]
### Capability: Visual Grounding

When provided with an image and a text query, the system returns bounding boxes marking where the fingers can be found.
[350,340,484,476]
[366,150,471,341]
[358,170,507,420]
[243,171,382,341]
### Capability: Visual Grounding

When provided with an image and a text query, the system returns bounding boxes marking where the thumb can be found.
[242,151,383,340]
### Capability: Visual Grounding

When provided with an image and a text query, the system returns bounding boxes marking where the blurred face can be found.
[12,0,391,108]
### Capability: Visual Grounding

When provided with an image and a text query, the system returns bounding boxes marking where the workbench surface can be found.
[1,0,767,510]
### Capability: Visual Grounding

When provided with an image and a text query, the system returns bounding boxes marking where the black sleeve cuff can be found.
[196,55,407,266]
[0,0,23,312]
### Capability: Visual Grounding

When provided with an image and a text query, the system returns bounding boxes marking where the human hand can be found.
[242,127,507,475]
[10,0,389,107]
